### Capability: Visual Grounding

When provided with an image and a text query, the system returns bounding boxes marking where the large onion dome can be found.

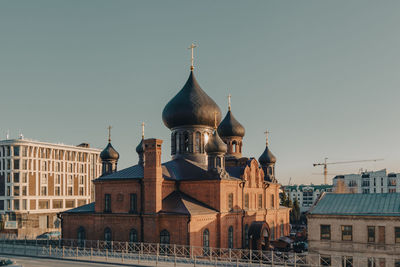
[162,71,221,129]
[205,130,227,154]
[217,110,245,138]
[100,143,120,161]
[259,145,276,164]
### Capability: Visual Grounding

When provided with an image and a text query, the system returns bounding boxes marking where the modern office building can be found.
[333,169,400,194]
[307,193,400,267]
[283,184,333,212]
[0,138,101,237]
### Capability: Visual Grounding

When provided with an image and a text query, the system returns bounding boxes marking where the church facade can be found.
[61,65,290,250]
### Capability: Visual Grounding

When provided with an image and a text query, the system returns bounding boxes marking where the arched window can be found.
[228,226,234,249]
[232,140,237,153]
[175,133,180,153]
[171,133,176,155]
[195,132,201,153]
[244,224,249,248]
[270,222,275,240]
[77,226,85,247]
[160,229,170,244]
[183,132,189,152]
[280,221,284,237]
[129,228,138,243]
[244,193,249,209]
[203,229,209,248]
[271,194,275,208]
[228,193,234,211]
[104,227,112,242]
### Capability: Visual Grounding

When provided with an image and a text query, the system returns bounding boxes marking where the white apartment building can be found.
[284,185,333,212]
[333,169,400,194]
[0,138,101,237]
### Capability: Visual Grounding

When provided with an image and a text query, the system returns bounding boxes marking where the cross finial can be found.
[264,130,270,146]
[107,126,112,143]
[188,43,197,71]
[228,94,232,111]
[141,122,145,139]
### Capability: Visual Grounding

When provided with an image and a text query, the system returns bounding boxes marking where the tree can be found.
[290,199,301,224]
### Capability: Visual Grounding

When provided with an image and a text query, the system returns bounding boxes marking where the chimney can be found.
[143,138,163,213]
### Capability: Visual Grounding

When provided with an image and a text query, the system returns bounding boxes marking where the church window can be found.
[171,133,176,155]
[228,226,234,248]
[232,140,237,153]
[195,132,201,153]
[258,194,263,209]
[130,193,137,213]
[129,228,138,243]
[175,133,180,153]
[271,194,275,208]
[228,193,234,211]
[104,194,111,212]
[280,221,284,237]
[160,229,170,244]
[244,194,249,209]
[183,132,189,152]
[104,227,112,242]
[270,222,275,240]
[77,226,85,247]
[203,229,209,248]
[244,224,249,248]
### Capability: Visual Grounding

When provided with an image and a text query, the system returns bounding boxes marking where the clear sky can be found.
[2,0,400,185]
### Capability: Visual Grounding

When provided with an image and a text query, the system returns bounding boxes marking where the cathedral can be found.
[61,54,290,250]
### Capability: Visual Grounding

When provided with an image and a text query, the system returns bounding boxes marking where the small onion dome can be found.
[217,110,245,138]
[100,143,120,161]
[136,138,144,154]
[162,71,221,129]
[205,130,227,154]
[259,145,276,164]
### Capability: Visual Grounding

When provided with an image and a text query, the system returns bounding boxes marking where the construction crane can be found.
[313,158,384,185]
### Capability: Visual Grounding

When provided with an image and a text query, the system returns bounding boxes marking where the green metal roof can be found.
[309,193,400,217]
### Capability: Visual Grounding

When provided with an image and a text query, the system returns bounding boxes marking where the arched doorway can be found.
[248,221,270,250]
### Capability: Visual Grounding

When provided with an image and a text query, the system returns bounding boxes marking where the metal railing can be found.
[0,236,398,267]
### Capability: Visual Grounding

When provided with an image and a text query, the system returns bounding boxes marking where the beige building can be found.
[0,138,101,237]
[307,193,400,267]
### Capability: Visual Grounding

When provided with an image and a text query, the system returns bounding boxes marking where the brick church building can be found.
[61,63,290,250]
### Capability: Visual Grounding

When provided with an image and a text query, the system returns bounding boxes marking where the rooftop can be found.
[308,193,400,217]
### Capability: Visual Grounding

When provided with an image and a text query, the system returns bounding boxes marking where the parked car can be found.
[0,259,22,267]
[36,231,61,240]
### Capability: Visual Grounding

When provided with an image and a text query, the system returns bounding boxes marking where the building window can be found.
[320,225,331,240]
[258,194,263,209]
[342,256,353,267]
[129,229,138,243]
[228,193,233,211]
[244,224,249,249]
[104,194,112,212]
[14,200,19,210]
[55,187,60,196]
[79,187,84,196]
[13,159,19,170]
[228,226,234,249]
[160,230,170,244]
[341,225,352,241]
[22,199,27,210]
[130,193,137,213]
[104,227,112,242]
[203,229,209,248]
[13,173,19,183]
[395,227,400,243]
[78,227,86,247]
[368,226,375,243]
[13,146,19,156]
[244,193,249,209]
[320,255,331,266]
[67,187,73,196]
[41,186,47,196]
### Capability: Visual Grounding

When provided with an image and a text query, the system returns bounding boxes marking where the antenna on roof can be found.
[6,130,9,140]
[19,130,24,139]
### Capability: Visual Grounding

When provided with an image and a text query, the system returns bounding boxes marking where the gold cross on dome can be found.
[188,43,197,70]
[141,122,145,139]
[264,130,270,146]
[228,94,232,111]
[107,126,112,142]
